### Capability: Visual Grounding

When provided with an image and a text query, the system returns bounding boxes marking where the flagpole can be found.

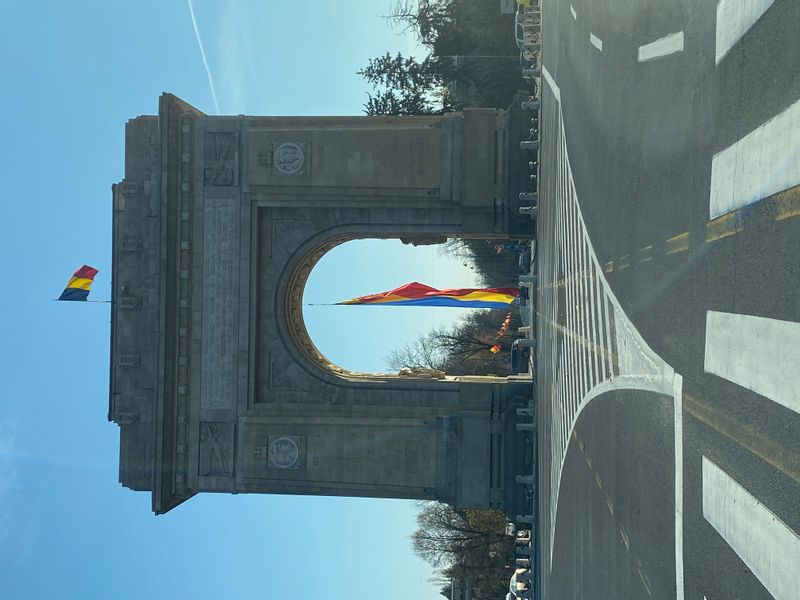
[51,299,112,303]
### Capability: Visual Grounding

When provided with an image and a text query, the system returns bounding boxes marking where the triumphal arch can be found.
[110,94,530,514]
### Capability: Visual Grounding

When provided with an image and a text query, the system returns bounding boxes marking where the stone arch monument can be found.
[110,94,530,514]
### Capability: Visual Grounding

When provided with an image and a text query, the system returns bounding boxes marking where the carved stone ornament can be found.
[399,367,446,379]
[272,142,306,176]
[267,435,303,470]
[204,132,237,186]
[199,422,234,476]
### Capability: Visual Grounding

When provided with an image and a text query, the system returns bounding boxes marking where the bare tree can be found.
[385,329,449,372]
[410,502,515,599]
[411,502,473,566]
[385,309,523,376]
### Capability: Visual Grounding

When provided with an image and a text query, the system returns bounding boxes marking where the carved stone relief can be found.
[272,142,306,176]
[199,421,234,476]
[268,354,309,393]
[267,435,303,470]
[269,354,292,391]
[204,132,237,186]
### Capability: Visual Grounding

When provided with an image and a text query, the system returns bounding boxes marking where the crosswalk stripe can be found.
[603,293,614,375]
[590,263,603,382]
[702,457,800,599]
[582,240,593,391]
[704,311,800,415]
[715,0,776,64]
[710,97,800,219]
[576,224,587,395]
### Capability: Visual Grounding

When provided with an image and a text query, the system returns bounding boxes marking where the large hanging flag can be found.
[58,265,99,301]
[336,282,519,310]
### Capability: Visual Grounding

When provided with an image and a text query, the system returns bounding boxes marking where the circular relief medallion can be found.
[268,436,300,469]
[273,142,305,175]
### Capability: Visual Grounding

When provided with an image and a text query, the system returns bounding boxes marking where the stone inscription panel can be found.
[243,423,436,489]
[248,127,441,189]
[200,198,238,410]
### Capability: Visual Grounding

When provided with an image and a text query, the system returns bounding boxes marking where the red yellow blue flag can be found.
[336,282,519,309]
[58,265,98,301]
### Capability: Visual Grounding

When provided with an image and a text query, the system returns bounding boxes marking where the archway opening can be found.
[300,237,531,377]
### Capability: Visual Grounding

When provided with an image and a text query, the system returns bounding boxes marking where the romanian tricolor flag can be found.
[58,265,98,301]
[336,282,519,309]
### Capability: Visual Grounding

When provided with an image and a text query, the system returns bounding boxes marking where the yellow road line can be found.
[637,245,654,263]
[574,429,653,595]
[619,254,631,270]
[775,185,800,221]
[666,232,689,254]
[706,212,742,242]
[683,393,800,486]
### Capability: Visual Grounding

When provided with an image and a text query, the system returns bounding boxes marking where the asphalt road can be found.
[534,1,800,598]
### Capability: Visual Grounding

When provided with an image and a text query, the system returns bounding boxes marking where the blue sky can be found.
[0,1,484,598]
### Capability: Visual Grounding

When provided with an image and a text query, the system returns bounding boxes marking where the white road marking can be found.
[702,457,800,600]
[542,65,561,104]
[570,5,577,20]
[637,561,653,597]
[715,0,776,64]
[709,97,800,219]
[638,31,685,62]
[704,311,800,415]
[590,33,603,51]
[674,375,685,600]
[620,525,630,549]
[537,72,683,599]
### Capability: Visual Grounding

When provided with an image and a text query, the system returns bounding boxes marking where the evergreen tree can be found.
[358,52,452,115]
[384,0,454,47]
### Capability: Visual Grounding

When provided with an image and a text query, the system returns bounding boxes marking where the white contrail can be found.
[187,0,221,114]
